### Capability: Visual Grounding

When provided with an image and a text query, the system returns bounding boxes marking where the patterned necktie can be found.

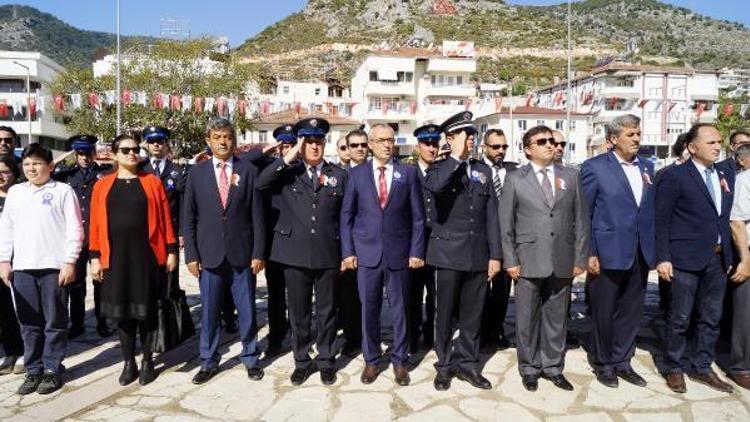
[704,168,718,209]
[493,164,503,198]
[378,166,388,209]
[153,159,162,178]
[218,162,229,209]
[540,168,554,206]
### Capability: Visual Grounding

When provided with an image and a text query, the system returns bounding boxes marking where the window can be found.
[537,120,545,127]
[315,88,321,96]
[396,71,413,83]
[647,88,663,97]
[570,120,576,130]
[569,143,576,152]
[457,76,463,85]
[0,79,41,93]
[282,86,290,94]
[518,120,527,131]
[555,120,564,130]
[369,71,378,81]
[259,131,267,143]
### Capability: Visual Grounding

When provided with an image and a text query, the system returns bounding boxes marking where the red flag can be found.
[28,97,36,116]
[239,100,247,117]
[409,100,417,115]
[152,93,163,109]
[121,90,132,106]
[194,97,203,114]
[696,102,707,120]
[381,102,390,114]
[0,101,8,118]
[638,99,648,108]
[608,97,619,109]
[724,103,734,117]
[494,97,503,112]
[525,94,533,107]
[170,95,181,111]
[88,92,100,109]
[261,100,270,116]
[54,95,64,112]
[668,101,677,112]
[293,102,301,115]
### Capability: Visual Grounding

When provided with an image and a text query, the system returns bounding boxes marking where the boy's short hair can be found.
[21,143,53,164]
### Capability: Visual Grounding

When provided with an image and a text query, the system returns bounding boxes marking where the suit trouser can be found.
[0,281,23,357]
[665,253,726,374]
[68,249,104,328]
[730,279,750,375]
[338,269,362,347]
[588,250,648,374]
[434,269,487,374]
[409,265,435,345]
[357,265,410,365]
[266,260,289,343]
[198,262,260,370]
[481,271,511,342]
[12,270,69,375]
[515,275,571,377]
[284,266,337,369]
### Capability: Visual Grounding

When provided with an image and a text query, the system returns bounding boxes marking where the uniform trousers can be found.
[409,265,435,346]
[68,249,103,328]
[0,281,23,357]
[515,275,571,377]
[12,270,69,375]
[434,269,487,374]
[337,269,362,348]
[284,266,337,369]
[265,260,288,344]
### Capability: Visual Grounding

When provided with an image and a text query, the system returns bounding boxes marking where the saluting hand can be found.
[408,257,425,269]
[58,263,76,286]
[657,262,673,282]
[283,138,304,165]
[263,142,281,156]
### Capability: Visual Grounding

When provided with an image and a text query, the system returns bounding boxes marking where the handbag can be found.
[153,272,196,353]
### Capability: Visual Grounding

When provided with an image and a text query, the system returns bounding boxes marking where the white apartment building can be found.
[350,47,476,155]
[535,62,720,162]
[259,79,356,117]
[474,106,592,165]
[0,51,69,149]
[719,68,750,97]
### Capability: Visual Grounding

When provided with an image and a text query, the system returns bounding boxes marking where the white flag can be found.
[71,93,82,110]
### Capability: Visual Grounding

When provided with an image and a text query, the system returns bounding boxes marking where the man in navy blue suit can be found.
[183,118,266,385]
[340,123,425,386]
[656,123,735,394]
[581,114,655,388]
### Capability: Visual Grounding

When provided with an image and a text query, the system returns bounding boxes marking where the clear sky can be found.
[4,0,749,47]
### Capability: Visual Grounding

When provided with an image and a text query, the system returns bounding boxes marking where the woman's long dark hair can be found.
[0,154,20,182]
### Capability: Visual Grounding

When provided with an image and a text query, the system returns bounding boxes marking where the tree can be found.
[716,93,750,150]
[49,38,269,158]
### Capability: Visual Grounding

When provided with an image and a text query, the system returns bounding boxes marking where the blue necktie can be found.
[704,168,717,209]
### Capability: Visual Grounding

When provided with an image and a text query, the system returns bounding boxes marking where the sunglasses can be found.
[534,137,555,147]
[118,147,141,155]
[349,142,368,149]
[486,144,509,151]
[146,138,166,145]
[553,141,567,148]
[0,137,14,144]
[339,145,348,151]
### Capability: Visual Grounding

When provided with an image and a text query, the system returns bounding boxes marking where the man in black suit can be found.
[479,128,517,351]
[257,118,346,386]
[408,124,440,352]
[425,112,502,391]
[183,118,266,385]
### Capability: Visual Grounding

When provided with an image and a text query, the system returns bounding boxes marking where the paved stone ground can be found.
[2,263,750,422]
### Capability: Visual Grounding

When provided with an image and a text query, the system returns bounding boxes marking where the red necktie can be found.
[218,162,229,209]
[378,166,388,209]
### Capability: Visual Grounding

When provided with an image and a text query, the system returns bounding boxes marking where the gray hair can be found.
[205,117,236,141]
[737,144,750,162]
[605,114,641,139]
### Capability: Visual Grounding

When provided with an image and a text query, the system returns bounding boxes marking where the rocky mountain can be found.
[0,5,156,67]
[236,0,750,86]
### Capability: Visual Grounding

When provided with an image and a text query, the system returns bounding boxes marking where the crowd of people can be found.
[0,112,749,399]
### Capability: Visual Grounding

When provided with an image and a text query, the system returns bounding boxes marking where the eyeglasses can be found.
[339,145,348,151]
[372,138,395,145]
[349,142,368,149]
[118,147,141,155]
[486,144,509,151]
[0,137,14,144]
[534,137,555,147]
[553,141,567,148]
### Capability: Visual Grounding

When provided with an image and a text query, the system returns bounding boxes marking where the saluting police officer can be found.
[424,112,502,391]
[256,118,346,386]
[54,135,113,338]
[141,126,187,299]
[408,124,440,352]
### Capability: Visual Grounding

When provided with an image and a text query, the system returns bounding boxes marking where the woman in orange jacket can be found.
[89,134,177,386]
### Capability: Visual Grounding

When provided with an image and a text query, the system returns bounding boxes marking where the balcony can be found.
[366,102,417,121]
[364,81,416,96]
[424,83,475,98]
[600,84,640,98]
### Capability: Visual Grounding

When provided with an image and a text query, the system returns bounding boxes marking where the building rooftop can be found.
[250,107,362,126]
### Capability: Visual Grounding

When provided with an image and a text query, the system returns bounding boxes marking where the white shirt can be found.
[212,156,234,186]
[151,157,165,175]
[418,161,429,178]
[692,159,722,214]
[614,152,644,207]
[731,170,750,245]
[0,180,83,270]
[529,161,556,198]
[305,161,324,182]
[371,159,394,194]
[484,156,507,187]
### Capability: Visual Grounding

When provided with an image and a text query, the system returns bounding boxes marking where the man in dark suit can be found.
[257,118,346,386]
[580,115,655,388]
[500,125,590,392]
[408,124,440,353]
[657,123,735,394]
[183,118,266,385]
[340,123,425,386]
[54,135,112,339]
[718,130,750,175]
[480,128,517,351]
[425,112,502,391]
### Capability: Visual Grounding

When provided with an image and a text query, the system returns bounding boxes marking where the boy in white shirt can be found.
[0,144,83,395]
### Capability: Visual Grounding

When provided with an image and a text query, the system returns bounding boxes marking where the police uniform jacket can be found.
[54,162,112,244]
[142,159,186,236]
[423,156,502,272]
[256,158,348,270]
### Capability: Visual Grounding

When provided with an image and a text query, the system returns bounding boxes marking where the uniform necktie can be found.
[492,164,503,198]
[218,162,229,209]
[540,168,553,206]
[378,166,388,209]
[153,159,162,178]
[310,166,318,187]
[704,167,718,209]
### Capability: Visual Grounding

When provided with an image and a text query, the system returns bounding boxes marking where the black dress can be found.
[100,178,163,321]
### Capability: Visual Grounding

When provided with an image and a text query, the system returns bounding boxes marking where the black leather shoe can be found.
[596,372,618,388]
[247,367,264,381]
[139,358,156,385]
[522,375,538,391]
[616,368,647,387]
[119,360,139,386]
[290,367,312,385]
[96,320,113,338]
[192,368,218,385]
[434,372,452,391]
[544,374,574,391]
[456,370,491,390]
[68,325,85,340]
[320,368,337,385]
